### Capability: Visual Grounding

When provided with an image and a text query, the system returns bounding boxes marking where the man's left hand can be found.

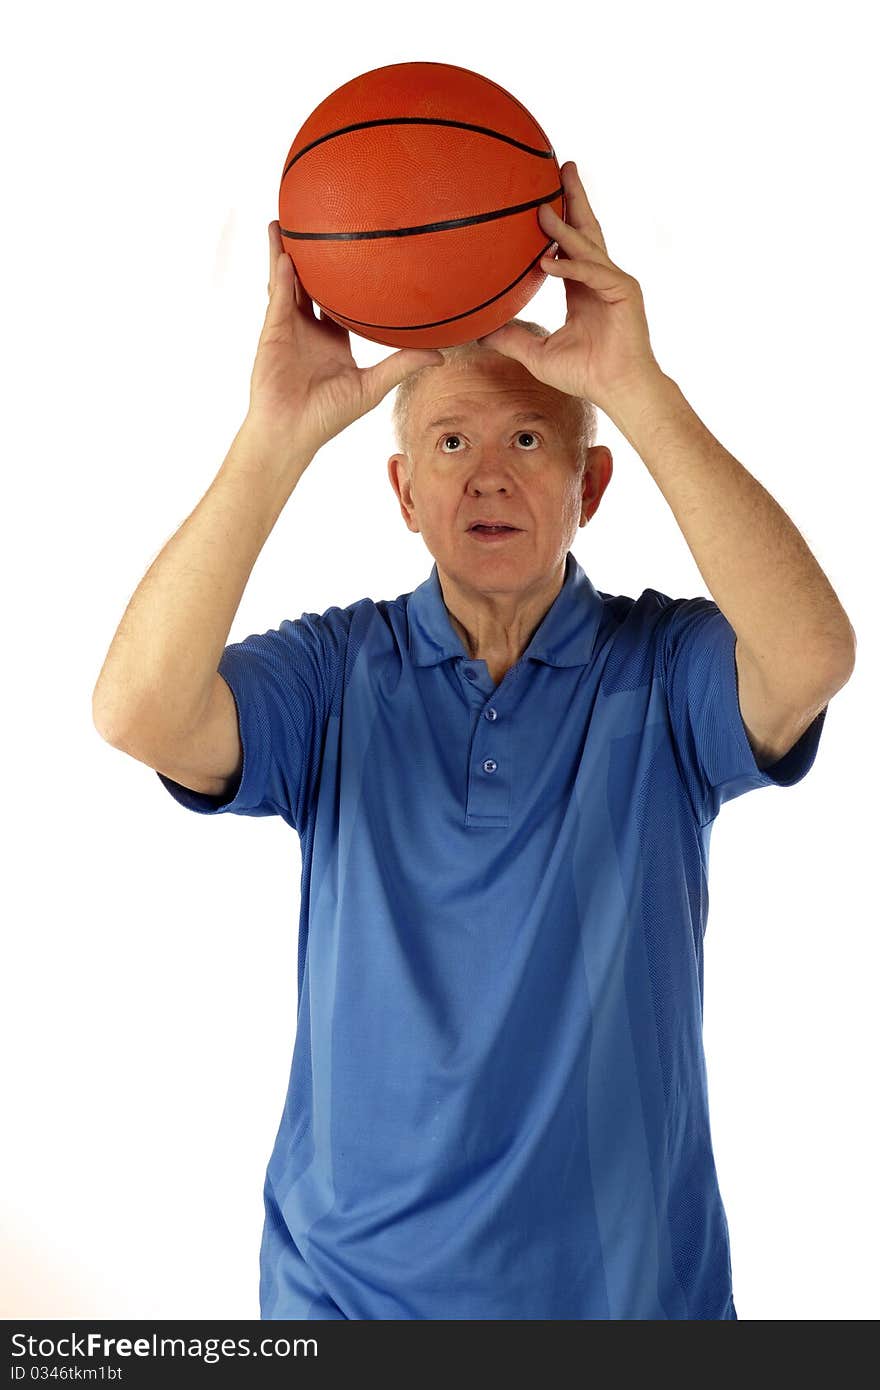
[478,161,664,414]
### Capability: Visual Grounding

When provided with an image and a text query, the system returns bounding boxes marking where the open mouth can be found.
[468,528,520,543]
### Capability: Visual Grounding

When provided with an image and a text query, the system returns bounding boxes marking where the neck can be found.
[438,558,567,668]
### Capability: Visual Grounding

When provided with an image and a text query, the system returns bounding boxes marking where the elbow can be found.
[836,621,857,681]
[825,629,856,695]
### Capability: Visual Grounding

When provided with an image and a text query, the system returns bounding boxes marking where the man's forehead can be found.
[414,374,570,435]
[420,403,560,433]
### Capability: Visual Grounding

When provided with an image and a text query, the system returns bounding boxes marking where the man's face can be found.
[387,352,612,596]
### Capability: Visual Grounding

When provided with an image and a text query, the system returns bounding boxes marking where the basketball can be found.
[277,61,566,349]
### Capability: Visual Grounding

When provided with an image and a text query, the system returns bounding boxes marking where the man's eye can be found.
[438,432,541,451]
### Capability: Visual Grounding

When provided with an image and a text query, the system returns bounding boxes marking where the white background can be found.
[3,0,877,1320]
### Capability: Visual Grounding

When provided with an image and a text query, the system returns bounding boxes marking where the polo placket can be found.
[458,658,516,828]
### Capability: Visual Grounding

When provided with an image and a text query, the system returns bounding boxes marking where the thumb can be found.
[363,347,444,405]
[476,323,538,369]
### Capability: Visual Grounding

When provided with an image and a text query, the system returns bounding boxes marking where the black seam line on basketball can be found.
[308,240,556,332]
[282,119,556,177]
[281,186,563,242]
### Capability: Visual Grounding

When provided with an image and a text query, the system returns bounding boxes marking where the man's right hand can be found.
[245,220,444,463]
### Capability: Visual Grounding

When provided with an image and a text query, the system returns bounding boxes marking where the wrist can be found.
[236,414,316,478]
[600,370,685,448]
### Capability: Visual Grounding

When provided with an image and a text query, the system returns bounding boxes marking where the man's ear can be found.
[387,453,419,532]
[580,446,613,525]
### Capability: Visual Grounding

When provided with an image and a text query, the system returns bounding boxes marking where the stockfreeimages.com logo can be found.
[10,1332,317,1365]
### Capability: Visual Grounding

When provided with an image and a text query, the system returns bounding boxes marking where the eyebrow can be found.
[422,410,558,435]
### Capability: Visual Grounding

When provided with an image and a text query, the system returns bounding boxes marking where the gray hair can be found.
[390,318,598,469]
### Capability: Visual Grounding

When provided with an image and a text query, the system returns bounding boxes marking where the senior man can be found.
[93,162,855,1320]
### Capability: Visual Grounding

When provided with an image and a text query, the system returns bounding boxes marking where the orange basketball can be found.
[277,61,565,349]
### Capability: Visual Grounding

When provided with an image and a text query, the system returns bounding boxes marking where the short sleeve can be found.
[658,596,828,826]
[156,606,351,832]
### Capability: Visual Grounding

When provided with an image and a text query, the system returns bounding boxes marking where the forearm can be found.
[608,372,856,687]
[92,419,314,748]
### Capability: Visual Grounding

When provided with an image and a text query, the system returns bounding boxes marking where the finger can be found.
[560,161,607,249]
[540,250,627,296]
[539,201,607,261]
[267,220,300,306]
[264,247,309,337]
[540,164,607,253]
[296,263,314,314]
[267,219,282,297]
[283,248,314,318]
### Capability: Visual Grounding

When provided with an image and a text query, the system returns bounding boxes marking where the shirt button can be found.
[482,758,498,774]
[463,665,477,680]
[484,707,498,721]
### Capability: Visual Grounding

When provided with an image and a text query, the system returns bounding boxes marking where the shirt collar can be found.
[406,549,604,669]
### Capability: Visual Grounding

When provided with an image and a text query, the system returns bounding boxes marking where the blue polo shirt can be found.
[157,549,827,1320]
